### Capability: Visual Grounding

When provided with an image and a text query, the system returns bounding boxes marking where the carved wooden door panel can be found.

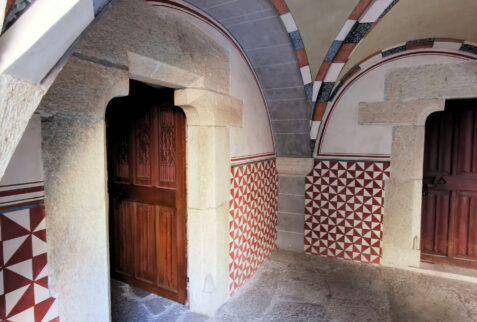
[421,100,477,269]
[106,83,186,303]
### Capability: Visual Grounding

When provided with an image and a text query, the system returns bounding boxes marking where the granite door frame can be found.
[358,60,477,269]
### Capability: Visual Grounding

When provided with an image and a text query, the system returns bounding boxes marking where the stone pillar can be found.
[39,56,129,322]
[175,88,242,316]
[39,53,243,319]
[359,99,445,267]
[357,60,477,268]
[276,157,313,252]
[382,126,426,267]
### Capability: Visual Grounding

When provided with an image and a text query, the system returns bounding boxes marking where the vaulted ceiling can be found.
[184,0,311,157]
[183,0,477,157]
[182,0,391,157]
[2,0,477,158]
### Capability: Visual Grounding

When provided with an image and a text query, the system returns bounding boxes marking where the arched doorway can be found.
[105,80,187,303]
[421,99,477,269]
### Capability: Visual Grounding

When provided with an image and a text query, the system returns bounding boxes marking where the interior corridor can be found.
[112,250,477,321]
[2,1,477,321]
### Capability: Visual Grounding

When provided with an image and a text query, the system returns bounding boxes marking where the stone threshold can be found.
[386,263,477,285]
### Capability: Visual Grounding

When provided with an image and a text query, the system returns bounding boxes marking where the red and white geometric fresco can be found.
[0,205,59,322]
[305,160,390,264]
[229,159,278,296]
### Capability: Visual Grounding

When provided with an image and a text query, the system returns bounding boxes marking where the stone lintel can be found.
[128,52,205,89]
[359,99,445,126]
[175,88,243,128]
[385,60,477,102]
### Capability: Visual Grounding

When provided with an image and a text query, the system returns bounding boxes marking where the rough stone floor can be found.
[111,250,477,321]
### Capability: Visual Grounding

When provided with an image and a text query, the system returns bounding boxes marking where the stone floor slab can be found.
[111,250,477,321]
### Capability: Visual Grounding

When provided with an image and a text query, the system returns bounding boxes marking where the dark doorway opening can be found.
[106,80,187,303]
[421,99,477,269]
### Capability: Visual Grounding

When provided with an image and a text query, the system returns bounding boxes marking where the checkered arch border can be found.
[311,0,400,125]
[270,0,313,113]
[305,160,390,264]
[326,38,477,108]
[312,38,477,157]
[228,159,278,296]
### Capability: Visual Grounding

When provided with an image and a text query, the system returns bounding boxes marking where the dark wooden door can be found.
[106,82,187,303]
[421,99,477,269]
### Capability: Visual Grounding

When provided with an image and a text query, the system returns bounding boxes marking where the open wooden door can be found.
[421,99,477,269]
[106,81,187,303]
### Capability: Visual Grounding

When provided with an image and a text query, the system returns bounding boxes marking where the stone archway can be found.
[39,50,242,319]
[39,48,245,320]
[37,0,247,319]
[359,59,477,268]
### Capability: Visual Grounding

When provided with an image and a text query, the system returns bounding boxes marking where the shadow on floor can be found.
[111,279,208,322]
[112,249,477,322]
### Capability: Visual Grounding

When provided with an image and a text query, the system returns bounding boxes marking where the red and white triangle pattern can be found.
[228,159,278,296]
[304,160,390,264]
[0,206,59,322]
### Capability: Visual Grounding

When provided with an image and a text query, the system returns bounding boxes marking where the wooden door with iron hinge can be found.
[106,82,187,303]
[421,99,477,269]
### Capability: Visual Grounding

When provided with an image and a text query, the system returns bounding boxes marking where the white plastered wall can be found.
[177,7,275,159]
[0,114,44,186]
[317,52,473,159]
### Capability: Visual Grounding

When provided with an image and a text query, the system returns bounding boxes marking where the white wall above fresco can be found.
[174,5,275,163]
[315,49,476,160]
[0,114,43,186]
